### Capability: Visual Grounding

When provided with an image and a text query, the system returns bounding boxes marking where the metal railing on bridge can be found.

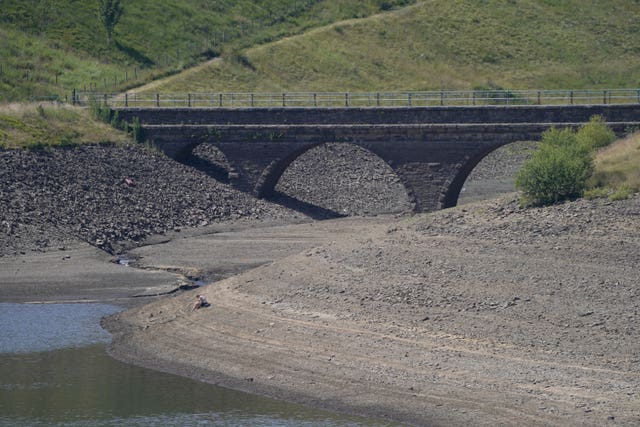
[73,89,640,108]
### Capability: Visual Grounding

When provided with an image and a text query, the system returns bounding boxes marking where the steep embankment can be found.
[139,0,640,93]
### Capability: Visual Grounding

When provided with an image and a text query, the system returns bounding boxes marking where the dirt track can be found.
[105,194,640,426]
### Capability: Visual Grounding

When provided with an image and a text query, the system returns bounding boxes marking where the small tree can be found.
[98,0,124,45]
[515,127,594,206]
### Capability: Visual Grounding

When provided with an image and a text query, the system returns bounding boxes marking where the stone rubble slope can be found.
[0,144,299,256]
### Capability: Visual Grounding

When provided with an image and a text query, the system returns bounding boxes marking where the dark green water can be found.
[0,303,399,427]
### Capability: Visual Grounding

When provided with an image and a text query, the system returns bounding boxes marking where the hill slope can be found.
[138,0,640,93]
[0,0,413,101]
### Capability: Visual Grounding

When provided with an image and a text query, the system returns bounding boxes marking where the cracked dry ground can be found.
[107,194,640,427]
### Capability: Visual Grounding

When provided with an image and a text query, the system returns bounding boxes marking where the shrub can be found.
[576,115,616,150]
[89,98,113,123]
[130,116,144,143]
[515,127,594,206]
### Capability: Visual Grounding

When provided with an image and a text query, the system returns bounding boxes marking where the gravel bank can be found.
[106,193,640,426]
[0,144,299,256]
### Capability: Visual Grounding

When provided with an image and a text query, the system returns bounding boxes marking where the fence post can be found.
[408,93,412,107]
[282,93,286,107]
[570,90,573,105]
[472,91,476,106]
[103,93,108,107]
[188,93,191,107]
[251,93,254,107]
[125,93,128,107]
[440,91,444,106]
[156,93,160,107]
[376,92,380,107]
[219,93,223,107]
[72,89,76,106]
[537,91,541,105]
[313,93,317,107]
[345,93,349,107]
[603,90,607,105]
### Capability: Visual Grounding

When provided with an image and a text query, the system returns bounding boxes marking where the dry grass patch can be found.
[0,103,131,149]
[588,132,640,198]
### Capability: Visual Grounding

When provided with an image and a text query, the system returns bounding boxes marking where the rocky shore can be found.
[0,144,298,256]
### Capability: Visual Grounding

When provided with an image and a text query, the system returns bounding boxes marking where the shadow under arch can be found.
[256,141,413,217]
[186,143,234,183]
[440,140,528,209]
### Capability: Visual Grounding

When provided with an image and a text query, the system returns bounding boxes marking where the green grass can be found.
[0,0,414,101]
[140,0,640,93]
[0,103,131,149]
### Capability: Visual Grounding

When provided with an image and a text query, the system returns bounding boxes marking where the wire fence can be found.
[73,89,640,108]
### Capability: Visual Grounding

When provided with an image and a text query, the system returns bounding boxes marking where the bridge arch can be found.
[440,140,536,208]
[256,142,414,215]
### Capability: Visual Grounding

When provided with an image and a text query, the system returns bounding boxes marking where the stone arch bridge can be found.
[116,105,640,212]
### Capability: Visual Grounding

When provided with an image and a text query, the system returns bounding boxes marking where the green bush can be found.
[515,127,594,206]
[576,115,616,150]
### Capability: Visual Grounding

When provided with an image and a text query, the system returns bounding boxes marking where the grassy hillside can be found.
[139,0,640,93]
[0,103,130,149]
[0,0,414,101]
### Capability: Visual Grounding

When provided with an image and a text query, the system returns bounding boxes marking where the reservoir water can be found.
[0,303,398,427]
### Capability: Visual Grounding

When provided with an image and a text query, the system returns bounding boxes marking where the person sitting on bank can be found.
[192,294,209,310]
